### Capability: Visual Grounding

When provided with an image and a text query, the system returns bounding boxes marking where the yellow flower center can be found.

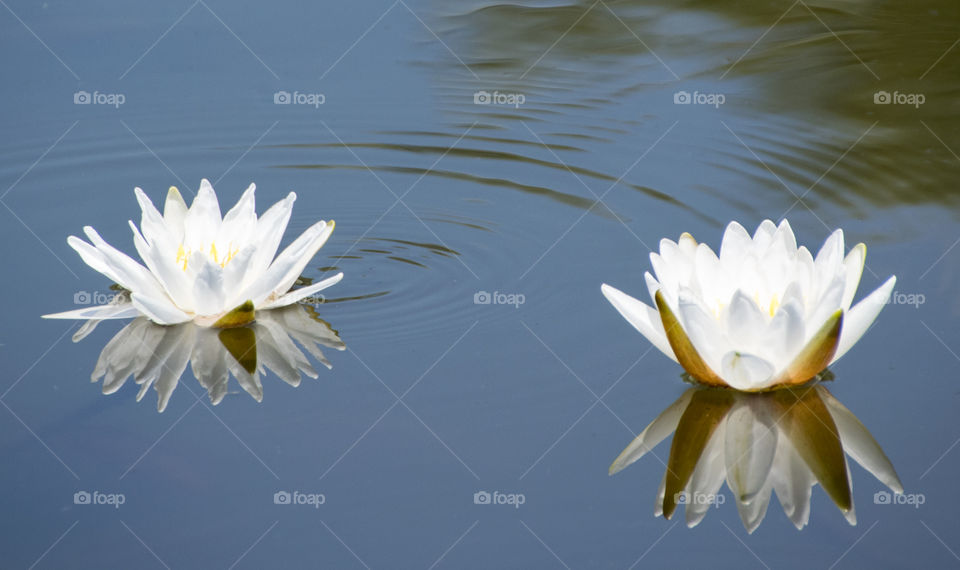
[175,242,239,271]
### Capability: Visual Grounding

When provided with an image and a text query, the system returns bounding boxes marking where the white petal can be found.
[765,296,805,370]
[677,293,726,372]
[218,183,257,248]
[720,351,775,391]
[693,243,722,301]
[129,221,193,310]
[601,284,678,363]
[830,275,896,363]
[183,179,222,249]
[75,228,165,298]
[241,220,335,307]
[43,303,140,320]
[189,252,226,316]
[644,271,661,305]
[677,232,697,257]
[724,290,766,350]
[772,219,797,253]
[221,245,258,308]
[840,243,866,311]
[163,186,188,242]
[134,187,172,246]
[131,292,192,325]
[814,229,845,276]
[245,192,296,286]
[806,275,845,340]
[752,219,778,250]
[720,221,752,268]
[261,273,344,310]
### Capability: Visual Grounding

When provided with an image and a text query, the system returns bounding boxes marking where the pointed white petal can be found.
[241,220,335,307]
[129,221,193,310]
[163,186,188,242]
[601,284,678,363]
[720,221,752,265]
[133,187,172,246]
[840,243,866,311]
[677,293,727,372]
[72,229,165,298]
[183,179,222,249]
[261,273,344,310]
[245,192,296,285]
[218,183,257,248]
[43,303,141,320]
[831,275,896,363]
[131,292,192,325]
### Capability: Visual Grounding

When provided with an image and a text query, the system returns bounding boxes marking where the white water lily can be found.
[86,303,345,412]
[43,180,342,327]
[609,386,903,532]
[601,220,896,391]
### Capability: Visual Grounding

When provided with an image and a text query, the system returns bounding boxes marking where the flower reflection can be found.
[75,303,344,412]
[610,384,903,532]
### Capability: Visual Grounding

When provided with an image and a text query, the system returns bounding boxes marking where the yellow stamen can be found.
[176,244,188,271]
[175,241,239,271]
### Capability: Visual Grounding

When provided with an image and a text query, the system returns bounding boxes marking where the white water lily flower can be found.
[43,180,342,327]
[602,220,896,391]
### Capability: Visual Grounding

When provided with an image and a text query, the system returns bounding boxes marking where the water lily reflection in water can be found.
[72,303,344,412]
[610,384,903,532]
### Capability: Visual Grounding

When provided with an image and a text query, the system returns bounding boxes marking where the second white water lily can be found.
[602,220,896,391]
[44,180,342,327]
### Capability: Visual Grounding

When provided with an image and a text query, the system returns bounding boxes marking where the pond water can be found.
[2,0,959,567]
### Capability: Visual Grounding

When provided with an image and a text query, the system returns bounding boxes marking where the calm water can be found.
[2,0,959,567]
